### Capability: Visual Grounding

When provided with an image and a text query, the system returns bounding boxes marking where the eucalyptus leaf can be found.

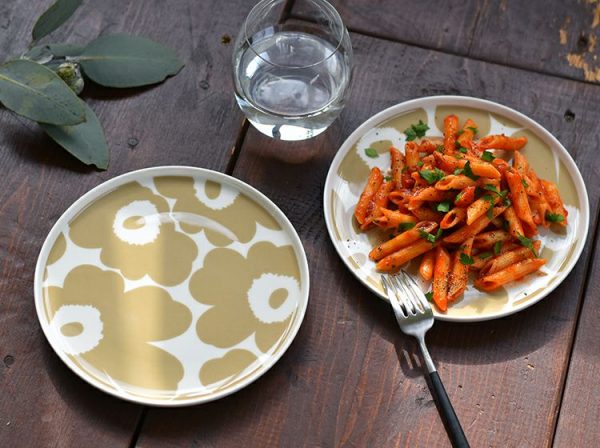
[23,43,84,63]
[79,33,184,88]
[40,101,108,169]
[0,59,85,125]
[32,0,83,42]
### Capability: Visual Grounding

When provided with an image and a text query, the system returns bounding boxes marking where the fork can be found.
[381,271,470,448]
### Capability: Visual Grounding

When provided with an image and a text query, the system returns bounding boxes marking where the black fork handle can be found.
[429,371,470,448]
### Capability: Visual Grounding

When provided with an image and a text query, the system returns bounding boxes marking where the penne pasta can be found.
[473,230,511,249]
[541,180,568,226]
[479,241,541,276]
[361,181,394,230]
[457,119,478,151]
[505,169,537,236]
[411,187,454,202]
[434,175,478,190]
[447,237,474,302]
[454,186,476,207]
[390,147,404,190]
[443,205,508,244]
[444,114,459,153]
[354,113,568,311]
[376,239,438,272]
[405,141,420,168]
[372,208,418,229]
[440,207,466,229]
[419,250,435,281]
[433,246,451,311]
[466,194,500,225]
[474,258,546,291]
[503,205,524,239]
[479,134,528,151]
[355,167,383,226]
[369,221,437,261]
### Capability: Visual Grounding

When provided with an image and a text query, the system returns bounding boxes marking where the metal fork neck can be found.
[418,337,436,373]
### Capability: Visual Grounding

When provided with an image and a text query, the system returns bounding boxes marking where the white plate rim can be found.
[323,95,590,322]
[34,165,310,406]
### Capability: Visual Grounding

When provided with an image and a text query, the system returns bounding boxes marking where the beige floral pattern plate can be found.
[35,167,309,406]
[323,96,589,322]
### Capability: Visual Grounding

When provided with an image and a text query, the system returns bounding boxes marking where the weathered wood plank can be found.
[470,0,600,83]
[0,0,253,446]
[292,0,480,54]
[137,30,600,448]
[553,221,600,447]
[294,0,600,84]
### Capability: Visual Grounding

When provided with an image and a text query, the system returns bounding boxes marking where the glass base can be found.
[247,119,329,141]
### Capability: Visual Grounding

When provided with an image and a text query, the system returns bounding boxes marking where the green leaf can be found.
[494,241,502,255]
[397,222,416,232]
[467,126,478,134]
[0,59,85,125]
[460,253,475,265]
[384,175,393,181]
[455,130,464,137]
[522,178,529,188]
[424,291,434,302]
[463,161,479,180]
[478,251,492,259]
[49,43,85,57]
[404,127,417,141]
[39,101,108,169]
[516,233,538,257]
[364,147,378,158]
[404,120,429,141]
[412,120,429,138]
[79,33,184,88]
[546,212,565,223]
[419,168,445,185]
[481,150,495,162]
[32,0,83,42]
[458,146,468,154]
[436,201,451,213]
[419,228,442,245]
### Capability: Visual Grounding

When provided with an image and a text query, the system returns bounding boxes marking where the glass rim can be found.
[243,0,347,70]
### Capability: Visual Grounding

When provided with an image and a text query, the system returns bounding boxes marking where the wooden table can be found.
[1,1,599,446]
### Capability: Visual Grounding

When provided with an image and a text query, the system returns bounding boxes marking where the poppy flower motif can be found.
[69,181,197,286]
[154,176,281,246]
[45,265,193,391]
[190,241,302,354]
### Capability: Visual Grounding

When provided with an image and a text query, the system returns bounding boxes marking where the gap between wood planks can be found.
[128,4,600,445]
[549,203,600,448]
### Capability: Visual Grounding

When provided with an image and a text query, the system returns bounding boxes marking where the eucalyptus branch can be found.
[0,0,184,169]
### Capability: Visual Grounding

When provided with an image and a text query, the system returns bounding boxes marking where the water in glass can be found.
[234,24,351,141]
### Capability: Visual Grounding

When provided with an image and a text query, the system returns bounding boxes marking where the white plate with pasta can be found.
[323,96,589,322]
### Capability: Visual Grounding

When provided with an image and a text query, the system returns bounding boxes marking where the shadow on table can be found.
[2,119,97,174]
[41,336,142,431]
[345,266,578,370]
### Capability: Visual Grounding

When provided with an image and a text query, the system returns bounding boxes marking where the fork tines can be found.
[381,272,430,316]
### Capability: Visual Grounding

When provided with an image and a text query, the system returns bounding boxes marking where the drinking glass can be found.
[232,0,353,141]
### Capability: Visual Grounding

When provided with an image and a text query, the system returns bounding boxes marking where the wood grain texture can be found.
[470,0,600,83]
[0,0,253,446]
[296,0,600,84]
[292,0,480,54]
[553,216,600,447]
[136,32,600,448]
